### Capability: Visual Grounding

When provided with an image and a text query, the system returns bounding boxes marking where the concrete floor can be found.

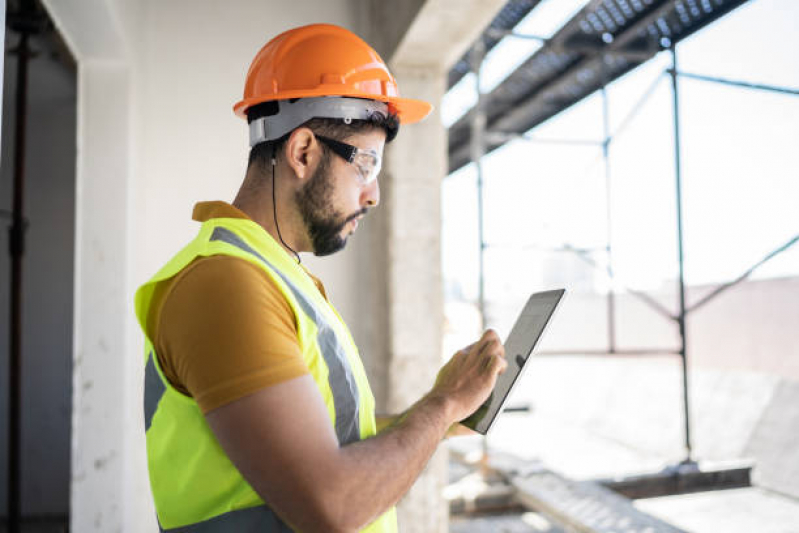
[448,354,799,532]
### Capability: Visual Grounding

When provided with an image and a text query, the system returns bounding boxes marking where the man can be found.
[135,23,506,532]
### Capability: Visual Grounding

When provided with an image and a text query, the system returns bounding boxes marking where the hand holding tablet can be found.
[431,329,508,424]
[460,289,565,435]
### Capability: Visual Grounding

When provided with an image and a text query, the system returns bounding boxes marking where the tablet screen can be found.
[461,289,565,435]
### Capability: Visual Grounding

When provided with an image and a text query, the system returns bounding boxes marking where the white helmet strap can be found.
[249,97,389,147]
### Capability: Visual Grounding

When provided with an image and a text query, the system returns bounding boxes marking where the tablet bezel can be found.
[460,288,565,435]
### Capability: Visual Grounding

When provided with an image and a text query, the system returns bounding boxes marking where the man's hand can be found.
[429,330,507,423]
[446,422,478,438]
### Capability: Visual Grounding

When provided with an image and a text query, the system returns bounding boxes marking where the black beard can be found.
[296,153,367,256]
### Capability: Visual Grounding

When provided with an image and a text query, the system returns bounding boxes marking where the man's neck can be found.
[233,171,307,258]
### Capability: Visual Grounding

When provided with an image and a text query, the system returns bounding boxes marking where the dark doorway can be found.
[2,0,76,531]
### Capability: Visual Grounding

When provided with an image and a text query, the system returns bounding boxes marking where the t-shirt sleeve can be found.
[156,255,309,414]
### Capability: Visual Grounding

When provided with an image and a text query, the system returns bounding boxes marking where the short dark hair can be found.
[246,100,399,172]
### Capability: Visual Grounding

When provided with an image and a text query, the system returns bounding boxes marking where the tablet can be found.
[460,289,565,435]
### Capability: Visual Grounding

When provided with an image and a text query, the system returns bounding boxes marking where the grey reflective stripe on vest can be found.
[160,504,292,532]
[144,352,166,432]
[209,226,361,445]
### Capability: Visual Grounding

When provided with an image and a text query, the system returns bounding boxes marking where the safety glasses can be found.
[315,134,382,185]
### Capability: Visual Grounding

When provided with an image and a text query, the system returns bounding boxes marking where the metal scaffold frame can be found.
[463,3,799,468]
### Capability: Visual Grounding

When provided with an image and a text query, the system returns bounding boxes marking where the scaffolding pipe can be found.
[485,27,547,42]
[670,46,693,462]
[537,349,682,356]
[565,243,676,321]
[469,38,491,462]
[688,233,799,314]
[672,70,799,96]
[484,131,603,146]
[601,80,616,353]
[609,71,667,142]
[470,40,488,329]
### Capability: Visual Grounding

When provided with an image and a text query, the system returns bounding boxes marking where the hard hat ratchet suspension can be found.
[249,97,390,147]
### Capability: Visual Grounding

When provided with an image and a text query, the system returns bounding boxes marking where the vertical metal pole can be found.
[1,1,5,144]
[600,74,616,354]
[469,39,490,462]
[669,46,693,462]
[9,29,31,533]
[470,40,487,330]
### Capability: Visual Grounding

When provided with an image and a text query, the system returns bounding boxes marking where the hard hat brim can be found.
[389,96,434,125]
[234,91,433,125]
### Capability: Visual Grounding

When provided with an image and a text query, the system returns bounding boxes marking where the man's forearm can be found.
[331,393,454,530]
[374,414,400,433]
[211,332,505,532]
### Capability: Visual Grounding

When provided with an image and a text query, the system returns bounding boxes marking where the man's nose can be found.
[362,178,380,208]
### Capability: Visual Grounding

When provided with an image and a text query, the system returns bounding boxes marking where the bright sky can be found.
[441,0,799,305]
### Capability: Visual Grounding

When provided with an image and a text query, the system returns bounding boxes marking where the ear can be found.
[284,127,319,182]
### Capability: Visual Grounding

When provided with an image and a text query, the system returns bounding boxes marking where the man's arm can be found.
[376,414,476,438]
[375,414,400,433]
[206,330,506,532]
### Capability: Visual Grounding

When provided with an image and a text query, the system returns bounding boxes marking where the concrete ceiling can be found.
[378,0,508,72]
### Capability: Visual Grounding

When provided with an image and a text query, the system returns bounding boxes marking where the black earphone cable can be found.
[271,145,301,264]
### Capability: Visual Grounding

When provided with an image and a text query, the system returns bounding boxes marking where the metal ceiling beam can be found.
[447,0,545,89]
[448,0,752,174]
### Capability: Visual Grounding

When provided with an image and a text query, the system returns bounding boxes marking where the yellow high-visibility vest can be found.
[134,216,397,532]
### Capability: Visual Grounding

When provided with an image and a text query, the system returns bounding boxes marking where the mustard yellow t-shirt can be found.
[146,201,323,413]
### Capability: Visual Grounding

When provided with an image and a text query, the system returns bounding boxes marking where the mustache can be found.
[345,207,369,223]
[332,207,369,234]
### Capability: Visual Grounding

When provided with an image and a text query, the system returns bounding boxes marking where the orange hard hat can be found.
[233,23,432,125]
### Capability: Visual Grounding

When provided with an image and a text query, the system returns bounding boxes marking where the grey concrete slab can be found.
[744,380,799,498]
[689,369,779,461]
[635,487,799,533]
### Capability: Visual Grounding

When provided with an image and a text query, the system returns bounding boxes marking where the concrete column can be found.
[70,62,144,532]
[38,1,148,530]
[384,64,448,533]
[363,2,508,529]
